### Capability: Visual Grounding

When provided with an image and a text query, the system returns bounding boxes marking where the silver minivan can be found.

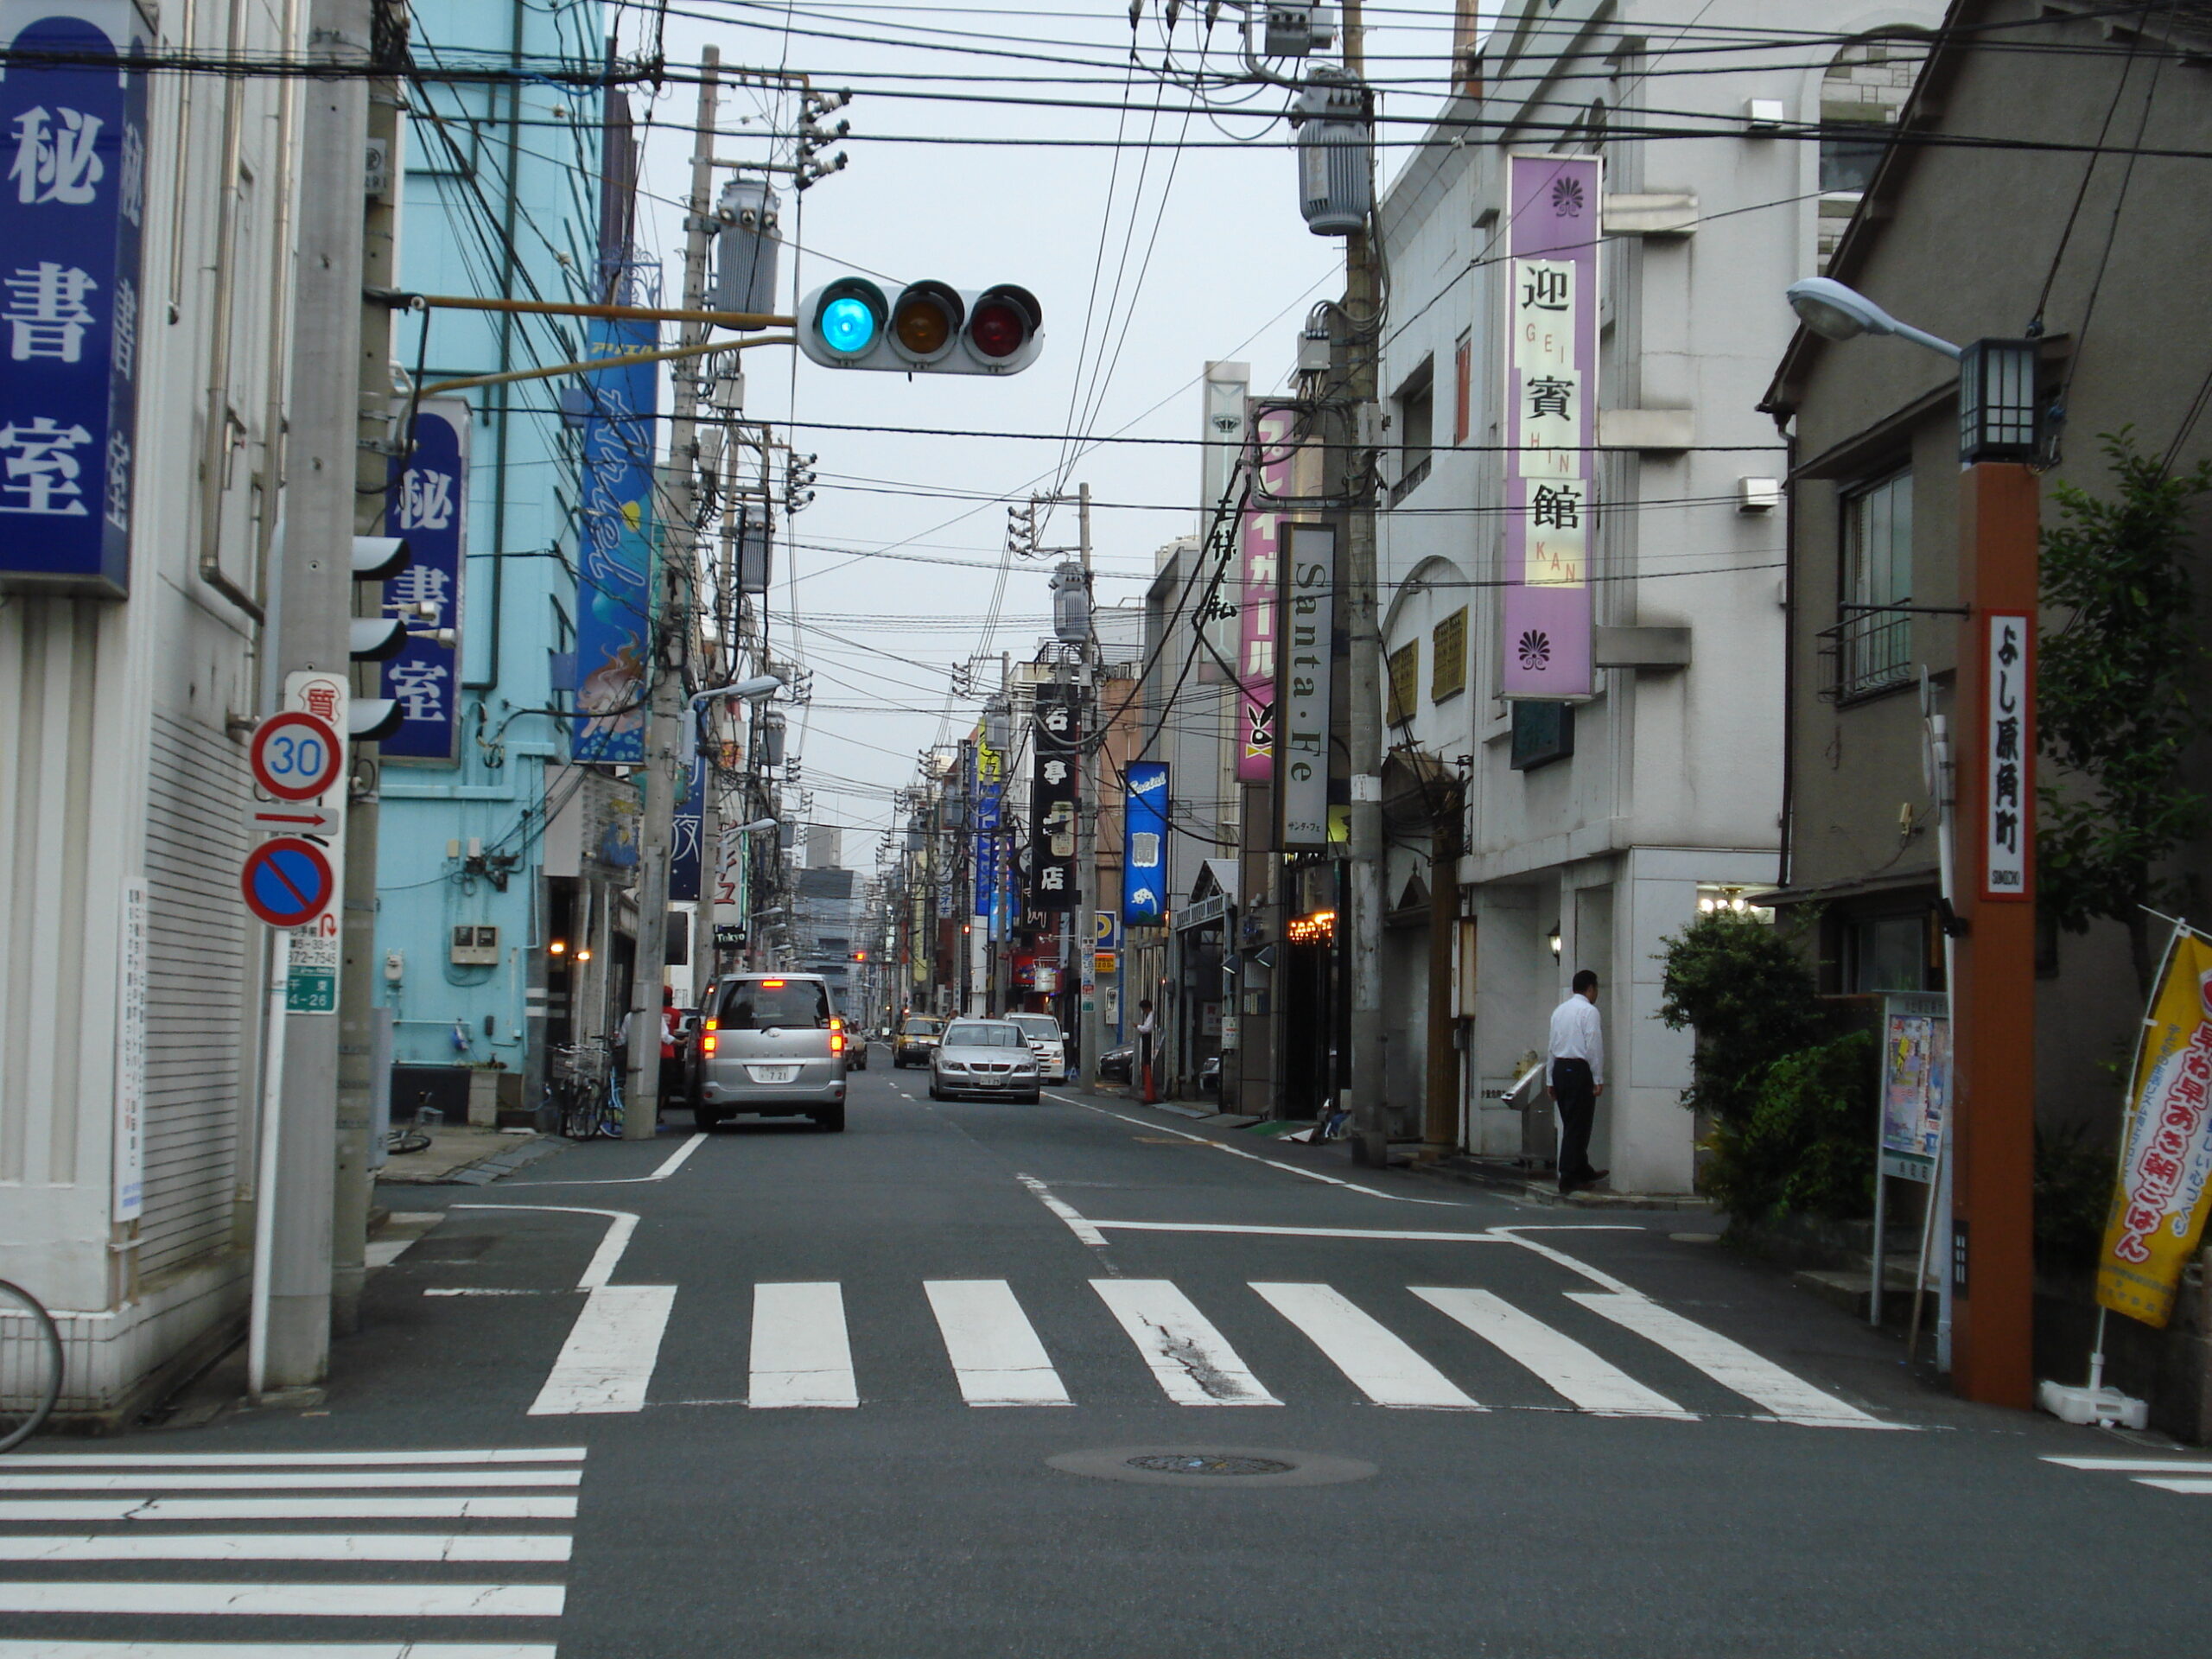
[695,974,848,1132]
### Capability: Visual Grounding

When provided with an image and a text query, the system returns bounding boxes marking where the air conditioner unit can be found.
[450,925,499,966]
[1738,476,1782,512]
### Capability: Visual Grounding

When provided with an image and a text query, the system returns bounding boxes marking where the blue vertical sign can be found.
[379,398,467,761]
[669,755,704,901]
[973,742,1002,915]
[0,3,149,597]
[572,316,658,762]
[1122,762,1169,925]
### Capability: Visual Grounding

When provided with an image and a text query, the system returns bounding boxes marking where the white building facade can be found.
[1372,0,1939,1191]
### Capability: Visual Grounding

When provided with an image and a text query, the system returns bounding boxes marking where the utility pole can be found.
[1338,0,1388,1164]
[262,0,371,1387]
[1075,483,1103,1087]
[625,49,721,1138]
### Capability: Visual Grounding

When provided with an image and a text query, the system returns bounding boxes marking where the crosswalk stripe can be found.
[0,1472,582,1492]
[1090,1280,1281,1406]
[0,1648,558,1658]
[2041,1457,2212,1471]
[750,1282,859,1408]
[527,1285,677,1416]
[2133,1478,2212,1493]
[1250,1283,1481,1410]
[1567,1294,1890,1427]
[0,1535,572,1564]
[924,1281,1071,1407]
[1411,1287,1694,1419]
[4,1450,585,1467]
[0,1583,565,1618]
[0,1497,578,1522]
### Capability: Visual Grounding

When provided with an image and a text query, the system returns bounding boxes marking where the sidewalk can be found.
[375,1127,568,1186]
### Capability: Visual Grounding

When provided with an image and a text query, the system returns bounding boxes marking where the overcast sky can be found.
[623,1,1470,868]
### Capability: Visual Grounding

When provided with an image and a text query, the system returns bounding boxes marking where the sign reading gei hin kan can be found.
[0,2,151,597]
[1501,155,1599,700]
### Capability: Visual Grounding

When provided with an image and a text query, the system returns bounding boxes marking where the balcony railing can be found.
[1817,606,1914,702]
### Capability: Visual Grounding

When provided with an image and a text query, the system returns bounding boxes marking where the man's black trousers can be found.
[1551,1057,1599,1184]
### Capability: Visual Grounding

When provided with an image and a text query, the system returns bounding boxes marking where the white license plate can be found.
[747,1065,800,1084]
[971,1075,1002,1087]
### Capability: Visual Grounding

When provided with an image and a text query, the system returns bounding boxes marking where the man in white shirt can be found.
[1547,969,1608,1195]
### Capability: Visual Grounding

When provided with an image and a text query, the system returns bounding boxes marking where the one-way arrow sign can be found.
[245,803,341,838]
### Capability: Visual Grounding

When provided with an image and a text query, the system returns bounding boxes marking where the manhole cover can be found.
[1046,1446,1377,1488]
[1124,1453,1294,1477]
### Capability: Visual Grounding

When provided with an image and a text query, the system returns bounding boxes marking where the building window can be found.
[1848,912,1926,993]
[1391,359,1433,504]
[1818,35,1931,270]
[1826,468,1914,700]
[1431,607,1467,702]
[1510,701,1574,771]
[1452,334,1471,447]
[1387,639,1420,725]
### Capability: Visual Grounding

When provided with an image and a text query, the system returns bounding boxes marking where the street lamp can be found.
[683,672,785,766]
[1783,274,2042,1411]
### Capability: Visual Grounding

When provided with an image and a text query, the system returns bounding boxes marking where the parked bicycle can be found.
[0,1278,63,1453]
[547,1040,626,1140]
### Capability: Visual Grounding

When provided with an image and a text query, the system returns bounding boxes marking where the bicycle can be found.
[550,1041,626,1140]
[0,1278,63,1454]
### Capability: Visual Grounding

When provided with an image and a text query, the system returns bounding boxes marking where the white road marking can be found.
[0,1648,556,1659]
[2041,1457,2212,1471]
[1091,1280,1281,1406]
[1251,1282,1481,1410]
[0,1450,583,1467]
[449,1203,639,1289]
[0,1472,581,1492]
[1567,1293,1895,1428]
[749,1282,860,1408]
[1048,1096,1466,1207]
[1014,1173,1109,1248]
[1490,1227,1647,1295]
[509,1131,709,1188]
[1411,1287,1694,1419]
[924,1281,1072,1407]
[1088,1220,1512,1243]
[426,1288,563,1298]
[364,1238,416,1268]
[0,1534,573,1563]
[0,1497,578,1522]
[2133,1478,2212,1493]
[526,1285,677,1415]
[0,1583,565,1618]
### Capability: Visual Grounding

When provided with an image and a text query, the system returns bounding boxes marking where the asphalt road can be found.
[10,1051,2212,1657]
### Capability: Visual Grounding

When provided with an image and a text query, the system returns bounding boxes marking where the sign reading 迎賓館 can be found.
[0,2,151,597]
[1501,154,1600,700]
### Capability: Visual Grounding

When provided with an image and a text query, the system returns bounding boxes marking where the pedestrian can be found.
[1135,998,1158,1103]
[658,986,681,1112]
[1547,969,1609,1195]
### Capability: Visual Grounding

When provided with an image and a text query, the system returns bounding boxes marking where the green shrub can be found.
[2034,1123,2117,1273]
[1700,1031,1878,1224]
[1656,910,1828,1128]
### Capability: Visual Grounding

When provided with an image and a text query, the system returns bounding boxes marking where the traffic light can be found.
[798,278,1042,374]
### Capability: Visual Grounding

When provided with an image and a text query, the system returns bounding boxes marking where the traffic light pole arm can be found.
[420,334,795,398]
[384,291,796,330]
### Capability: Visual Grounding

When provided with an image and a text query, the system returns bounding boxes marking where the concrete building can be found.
[1370,0,1940,1191]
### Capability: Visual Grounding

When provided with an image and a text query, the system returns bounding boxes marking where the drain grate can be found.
[1124,1454,1294,1477]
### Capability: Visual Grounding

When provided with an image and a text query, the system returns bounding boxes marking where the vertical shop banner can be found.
[379,397,467,761]
[1236,403,1301,780]
[2098,928,2212,1329]
[1980,612,2031,900]
[974,741,1003,916]
[1277,523,1335,847]
[572,315,658,761]
[669,755,704,901]
[1500,154,1599,700]
[1122,761,1168,925]
[0,2,150,596]
[1027,682,1080,911]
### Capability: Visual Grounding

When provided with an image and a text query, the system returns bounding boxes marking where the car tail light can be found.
[831,1030,845,1054]
[762,979,785,988]
[702,1032,718,1056]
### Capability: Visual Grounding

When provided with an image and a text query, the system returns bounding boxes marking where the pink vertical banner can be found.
[1236,404,1300,781]
[1500,154,1600,699]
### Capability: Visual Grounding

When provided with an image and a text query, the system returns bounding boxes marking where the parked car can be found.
[845,1031,869,1071]
[928,1019,1042,1103]
[893,1014,943,1068]
[1006,1012,1067,1082]
[1097,1045,1135,1084]
[693,973,848,1132]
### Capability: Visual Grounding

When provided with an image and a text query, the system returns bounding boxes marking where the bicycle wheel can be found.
[0,1279,63,1454]
[562,1080,596,1141]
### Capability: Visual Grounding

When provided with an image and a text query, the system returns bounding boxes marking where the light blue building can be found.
[376,3,628,1118]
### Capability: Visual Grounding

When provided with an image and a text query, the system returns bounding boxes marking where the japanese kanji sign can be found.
[0,3,149,596]
[974,739,1003,918]
[572,315,658,763]
[2098,926,2212,1328]
[1027,682,1080,912]
[1501,155,1600,699]
[669,755,705,901]
[1236,403,1300,782]
[380,398,467,761]
[1122,760,1168,925]
[1980,612,2031,901]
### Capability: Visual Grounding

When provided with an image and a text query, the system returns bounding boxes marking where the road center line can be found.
[1015,1173,1109,1247]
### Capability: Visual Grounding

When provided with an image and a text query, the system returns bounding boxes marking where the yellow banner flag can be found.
[2097,929,2212,1328]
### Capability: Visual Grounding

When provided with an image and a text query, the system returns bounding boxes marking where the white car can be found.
[1007,1013,1067,1083]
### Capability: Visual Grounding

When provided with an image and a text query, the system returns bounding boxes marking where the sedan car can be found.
[928,1019,1042,1103]
[1096,1045,1135,1084]
[1006,1013,1067,1082]
[893,1015,942,1069]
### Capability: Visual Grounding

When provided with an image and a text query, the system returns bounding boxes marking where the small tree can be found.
[2038,429,2212,993]
[1656,910,1827,1127]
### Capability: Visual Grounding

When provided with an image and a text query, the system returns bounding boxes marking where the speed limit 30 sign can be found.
[250,710,344,802]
